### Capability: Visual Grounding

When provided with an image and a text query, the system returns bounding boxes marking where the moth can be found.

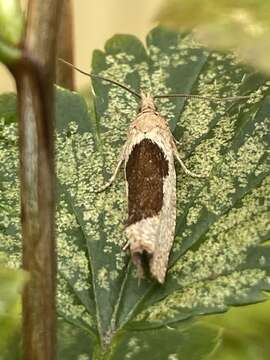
[99,93,203,283]
[60,59,249,283]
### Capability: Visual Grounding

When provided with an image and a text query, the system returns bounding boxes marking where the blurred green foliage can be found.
[0,0,24,64]
[207,300,270,360]
[157,0,270,74]
[0,253,27,360]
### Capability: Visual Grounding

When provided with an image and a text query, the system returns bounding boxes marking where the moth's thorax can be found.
[131,113,168,134]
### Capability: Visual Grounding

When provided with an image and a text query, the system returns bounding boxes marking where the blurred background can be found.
[0,0,163,93]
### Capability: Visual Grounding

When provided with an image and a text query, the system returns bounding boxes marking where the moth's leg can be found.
[122,240,130,251]
[96,145,126,192]
[174,138,182,147]
[173,146,206,178]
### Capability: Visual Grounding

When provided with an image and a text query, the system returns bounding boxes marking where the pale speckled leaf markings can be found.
[167,57,270,259]
[1,25,270,349]
[0,119,21,269]
[146,28,209,131]
[173,92,270,257]
[55,88,102,332]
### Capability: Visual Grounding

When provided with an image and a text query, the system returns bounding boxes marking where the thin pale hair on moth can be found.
[59,58,250,284]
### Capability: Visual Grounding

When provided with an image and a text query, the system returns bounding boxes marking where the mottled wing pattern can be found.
[124,109,176,283]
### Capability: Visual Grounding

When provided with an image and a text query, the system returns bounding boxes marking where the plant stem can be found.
[56,0,75,90]
[9,0,63,359]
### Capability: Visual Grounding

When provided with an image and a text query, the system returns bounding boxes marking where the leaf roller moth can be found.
[100,93,203,283]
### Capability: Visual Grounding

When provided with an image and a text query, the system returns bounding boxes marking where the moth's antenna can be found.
[154,93,250,102]
[59,58,142,99]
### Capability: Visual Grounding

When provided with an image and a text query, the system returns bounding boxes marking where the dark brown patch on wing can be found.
[126,138,169,226]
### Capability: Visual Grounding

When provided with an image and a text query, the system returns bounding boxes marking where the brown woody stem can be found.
[9,0,63,359]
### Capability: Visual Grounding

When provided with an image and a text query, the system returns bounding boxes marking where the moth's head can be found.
[139,92,156,112]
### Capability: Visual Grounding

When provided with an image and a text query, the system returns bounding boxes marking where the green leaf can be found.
[157,0,270,74]
[57,320,94,360]
[0,27,270,356]
[109,323,221,360]
[0,93,17,124]
[0,0,24,64]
